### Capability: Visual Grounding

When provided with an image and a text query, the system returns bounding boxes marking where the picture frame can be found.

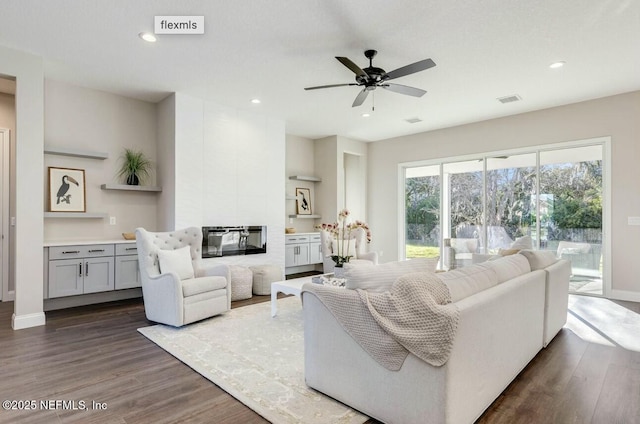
[48,167,86,212]
[295,187,312,215]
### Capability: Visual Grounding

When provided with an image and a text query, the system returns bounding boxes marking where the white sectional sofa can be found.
[302,252,571,424]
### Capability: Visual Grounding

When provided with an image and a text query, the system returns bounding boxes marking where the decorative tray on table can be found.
[311,273,347,287]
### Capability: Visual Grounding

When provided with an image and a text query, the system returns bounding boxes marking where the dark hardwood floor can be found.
[0,292,639,423]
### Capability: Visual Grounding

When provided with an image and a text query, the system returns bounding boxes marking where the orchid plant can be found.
[317,208,372,268]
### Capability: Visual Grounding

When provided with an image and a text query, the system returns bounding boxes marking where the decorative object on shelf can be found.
[295,187,312,215]
[122,232,136,240]
[117,148,152,185]
[317,209,372,269]
[285,227,296,234]
[48,167,86,212]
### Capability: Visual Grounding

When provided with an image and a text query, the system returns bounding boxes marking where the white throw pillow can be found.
[157,246,195,280]
[344,257,439,292]
[518,249,558,271]
[510,235,533,250]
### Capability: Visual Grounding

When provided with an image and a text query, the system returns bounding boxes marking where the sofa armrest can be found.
[195,263,230,281]
[542,259,571,347]
[195,264,231,309]
[357,251,378,264]
[141,272,184,326]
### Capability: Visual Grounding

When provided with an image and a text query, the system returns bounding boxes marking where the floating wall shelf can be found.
[44,145,109,160]
[288,214,321,219]
[100,184,162,192]
[288,175,321,182]
[44,212,108,219]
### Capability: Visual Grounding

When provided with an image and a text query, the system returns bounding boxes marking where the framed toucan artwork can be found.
[48,167,86,212]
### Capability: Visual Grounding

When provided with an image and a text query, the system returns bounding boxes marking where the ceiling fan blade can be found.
[382,83,426,97]
[385,58,436,80]
[352,89,369,107]
[336,57,368,77]
[304,83,358,91]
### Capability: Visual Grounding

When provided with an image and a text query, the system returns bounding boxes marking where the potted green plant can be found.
[117,148,152,185]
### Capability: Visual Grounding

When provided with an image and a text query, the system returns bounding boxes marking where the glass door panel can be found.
[443,160,483,268]
[405,165,440,259]
[485,153,537,254]
[539,145,603,295]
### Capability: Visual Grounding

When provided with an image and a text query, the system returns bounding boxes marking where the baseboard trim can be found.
[609,289,640,302]
[12,312,46,330]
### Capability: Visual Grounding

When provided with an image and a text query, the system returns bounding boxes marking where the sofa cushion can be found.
[519,249,558,270]
[182,275,228,297]
[344,257,439,292]
[510,235,533,250]
[157,245,194,280]
[477,254,531,284]
[438,265,498,302]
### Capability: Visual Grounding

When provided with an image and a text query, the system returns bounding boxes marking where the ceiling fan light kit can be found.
[305,49,436,107]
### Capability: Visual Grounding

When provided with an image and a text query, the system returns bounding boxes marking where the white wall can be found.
[368,90,640,300]
[0,45,45,329]
[168,93,286,268]
[314,135,368,224]
[43,80,158,241]
[156,94,176,231]
[286,134,317,233]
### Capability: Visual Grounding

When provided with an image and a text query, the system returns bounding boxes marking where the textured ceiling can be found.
[0,0,638,141]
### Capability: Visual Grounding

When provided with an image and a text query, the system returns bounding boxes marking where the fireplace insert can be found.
[201,226,267,258]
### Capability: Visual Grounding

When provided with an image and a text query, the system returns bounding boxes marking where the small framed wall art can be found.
[295,187,312,215]
[48,167,86,212]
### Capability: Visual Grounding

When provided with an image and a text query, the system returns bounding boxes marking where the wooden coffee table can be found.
[270,276,313,317]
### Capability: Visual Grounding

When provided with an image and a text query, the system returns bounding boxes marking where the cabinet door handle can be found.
[125,247,137,251]
[63,250,80,254]
[85,262,89,277]
[79,262,82,276]
[89,249,105,253]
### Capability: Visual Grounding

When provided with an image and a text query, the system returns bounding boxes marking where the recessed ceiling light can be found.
[251,98,261,104]
[138,32,157,43]
[362,113,371,118]
[549,61,566,69]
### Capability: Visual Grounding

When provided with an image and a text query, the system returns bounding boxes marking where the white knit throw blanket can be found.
[302,272,459,370]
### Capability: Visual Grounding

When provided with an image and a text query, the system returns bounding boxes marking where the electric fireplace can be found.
[201,226,267,258]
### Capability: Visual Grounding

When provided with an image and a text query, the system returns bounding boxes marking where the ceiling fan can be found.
[304,49,436,107]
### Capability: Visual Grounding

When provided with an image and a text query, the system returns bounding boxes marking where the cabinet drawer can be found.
[116,243,138,256]
[310,234,321,242]
[49,244,115,260]
[285,235,310,244]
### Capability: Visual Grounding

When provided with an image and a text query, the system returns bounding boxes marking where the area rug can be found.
[138,297,368,424]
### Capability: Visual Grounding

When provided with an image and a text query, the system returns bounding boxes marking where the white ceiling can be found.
[0,0,638,142]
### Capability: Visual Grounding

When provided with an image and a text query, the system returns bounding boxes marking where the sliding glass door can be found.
[405,165,440,259]
[403,141,606,295]
[485,154,537,253]
[539,145,603,295]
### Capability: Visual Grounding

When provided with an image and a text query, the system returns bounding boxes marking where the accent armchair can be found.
[319,227,378,273]
[135,227,231,327]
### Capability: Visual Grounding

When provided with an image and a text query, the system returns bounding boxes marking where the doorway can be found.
[0,129,9,301]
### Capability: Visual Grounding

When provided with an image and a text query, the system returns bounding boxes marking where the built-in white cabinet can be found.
[46,242,139,299]
[48,245,115,298]
[309,233,323,264]
[115,243,141,289]
[286,234,311,267]
[285,233,322,268]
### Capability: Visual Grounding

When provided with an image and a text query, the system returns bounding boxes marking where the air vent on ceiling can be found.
[405,117,423,124]
[497,94,522,104]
